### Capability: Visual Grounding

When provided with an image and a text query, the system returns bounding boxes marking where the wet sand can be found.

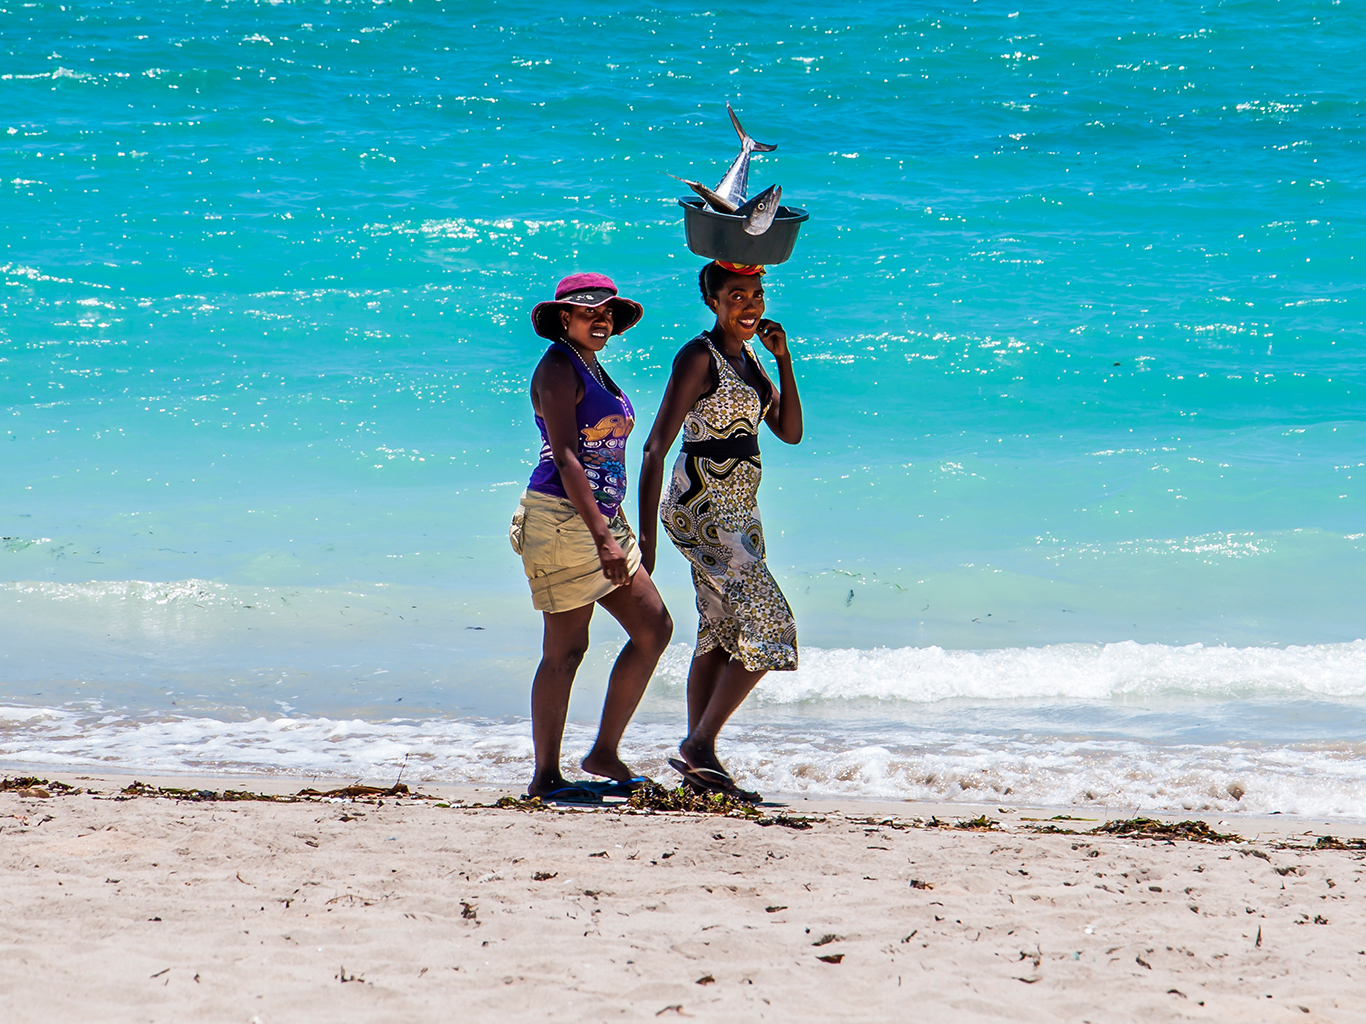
[2,772,1364,1023]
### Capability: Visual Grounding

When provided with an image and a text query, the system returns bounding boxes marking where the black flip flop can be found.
[668,757,761,804]
[664,759,709,795]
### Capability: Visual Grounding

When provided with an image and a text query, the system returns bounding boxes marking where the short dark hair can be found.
[698,261,741,305]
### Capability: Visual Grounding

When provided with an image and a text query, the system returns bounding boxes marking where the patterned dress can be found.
[660,334,798,672]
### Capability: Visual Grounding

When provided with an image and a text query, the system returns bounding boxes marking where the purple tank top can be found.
[527,341,635,519]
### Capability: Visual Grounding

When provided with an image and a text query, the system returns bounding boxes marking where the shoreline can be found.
[6,685,1365,822]
[9,766,1366,838]
[4,772,1364,1022]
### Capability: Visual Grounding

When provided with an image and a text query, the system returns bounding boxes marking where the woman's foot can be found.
[673,739,761,803]
[527,769,574,799]
[668,756,760,804]
[527,770,604,804]
[678,735,730,780]
[581,747,638,783]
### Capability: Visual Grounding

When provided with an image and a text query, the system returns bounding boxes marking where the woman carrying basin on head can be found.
[509,273,673,804]
[638,260,803,802]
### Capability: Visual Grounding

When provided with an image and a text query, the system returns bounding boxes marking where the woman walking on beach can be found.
[638,261,803,801]
[510,273,673,803]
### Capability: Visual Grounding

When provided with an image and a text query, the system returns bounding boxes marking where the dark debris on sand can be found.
[847,816,913,831]
[491,795,547,811]
[626,781,762,817]
[925,814,1003,832]
[625,782,822,829]
[1092,817,1243,843]
[118,781,289,802]
[114,781,426,804]
[1,776,80,797]
[482,783,824,829]
[1311,835,1366,851]
[954,814,1003,832]
[756,814,816,830]
[296,783,422,800]
[474,784,773,819]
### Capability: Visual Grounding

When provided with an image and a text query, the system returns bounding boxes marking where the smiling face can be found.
[706,273,765,343]
[559,302,615,353]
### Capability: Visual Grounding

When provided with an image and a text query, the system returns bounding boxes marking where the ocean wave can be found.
[647,640,1366,705]
[3,705,1364,818]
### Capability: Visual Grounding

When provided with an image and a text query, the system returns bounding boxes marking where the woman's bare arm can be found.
[531,349,630,585]
[757,319,802,444]
[637,346,715,574]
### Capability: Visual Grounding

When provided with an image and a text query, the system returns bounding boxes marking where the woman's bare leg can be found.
[685,647,731,734]
[680,653,767,777]
[581,567,673,781]
[527,603,595,798]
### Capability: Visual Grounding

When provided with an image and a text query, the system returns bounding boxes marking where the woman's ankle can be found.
[528,768,569,795]
[581,748,631,780]
[679,735,717,767]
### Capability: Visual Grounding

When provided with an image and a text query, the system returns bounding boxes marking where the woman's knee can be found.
[541,606,592,668]
[541,638,589,672]
[652,607,675,653]
[624,604,672,658]
[639,603,673,654]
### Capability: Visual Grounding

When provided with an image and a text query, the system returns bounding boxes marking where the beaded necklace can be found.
[565,341,609,391]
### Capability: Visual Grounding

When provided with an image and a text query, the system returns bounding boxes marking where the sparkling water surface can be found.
[2,0,1364,814]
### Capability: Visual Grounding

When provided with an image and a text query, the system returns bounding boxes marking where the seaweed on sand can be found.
[1092,817,1243,843]
[626,781,762,817]
[955,814,1003,832]
[846,816,913,831]
[119,781,299,802]
[116,781,426,803]
[1,777,79,796]
[486,784,816,827]
[925,814,1002,832]
[492,795,547,811]
[295,783,418,799]
[1312,835,1366,851]
[755,814,816,831]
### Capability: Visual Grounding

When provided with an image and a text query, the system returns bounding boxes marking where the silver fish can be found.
[714,103,777,209]
[669,173,737,214]
[735,183,782,236]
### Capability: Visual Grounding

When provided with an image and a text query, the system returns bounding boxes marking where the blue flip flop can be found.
[531,784,603,805]
[579,776,650,799]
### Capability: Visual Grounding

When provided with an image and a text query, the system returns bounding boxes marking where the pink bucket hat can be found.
[530,272,644,340]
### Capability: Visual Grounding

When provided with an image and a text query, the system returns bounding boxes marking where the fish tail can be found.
[727,102,777,153]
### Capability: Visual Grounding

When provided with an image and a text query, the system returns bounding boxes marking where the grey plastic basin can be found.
[679,198,810,265]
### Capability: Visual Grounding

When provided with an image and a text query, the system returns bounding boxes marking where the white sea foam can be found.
[3,702,1364,819]
[689,639,1366,704]
[4,633,1365,817]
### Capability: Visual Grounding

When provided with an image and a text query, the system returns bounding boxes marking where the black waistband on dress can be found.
[680,433,760,459]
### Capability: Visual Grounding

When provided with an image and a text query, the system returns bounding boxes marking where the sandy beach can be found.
[2,773,1364,1023]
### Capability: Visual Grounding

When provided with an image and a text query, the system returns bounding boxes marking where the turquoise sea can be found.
[3,0,1364,815]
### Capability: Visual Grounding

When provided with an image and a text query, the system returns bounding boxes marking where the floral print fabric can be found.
[660,335,798,672]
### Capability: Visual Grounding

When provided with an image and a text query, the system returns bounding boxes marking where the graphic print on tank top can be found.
[527,342,635,518]
[660,334,797,672]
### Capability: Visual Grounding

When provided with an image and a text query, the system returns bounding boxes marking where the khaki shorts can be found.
[510,489,642,613]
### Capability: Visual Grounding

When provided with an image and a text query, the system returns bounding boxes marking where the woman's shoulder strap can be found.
[673,334,715,366]
[672,334,720,398]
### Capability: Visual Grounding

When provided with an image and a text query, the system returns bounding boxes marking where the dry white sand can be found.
[2,773,1364,1023]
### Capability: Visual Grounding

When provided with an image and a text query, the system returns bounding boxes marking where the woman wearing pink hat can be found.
[509,273,673,803]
